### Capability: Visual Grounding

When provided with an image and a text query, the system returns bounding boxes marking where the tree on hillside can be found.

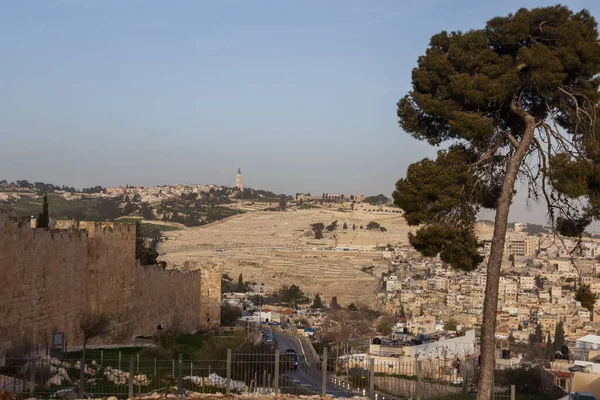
[399,305,406,318]
[554,321,566,350]
[576,285,596,312]
[238,273,246,293]
[80,313,110,362]
[343,222,348,230]
[140,202,154,220]
[352,224,356,230]
[366,221,381,231]
[348,303,358,311]
[312,222,325,239]
[508,331,515,343]
[312,294,323,309]
[279,284,309,305]
[392,6,600,398]
[38,194,49,228]
[444,318,458,331]
[326,220,338,232]
[545,334,555,360]
[364,194,390,205]
[278,196,287,211]
[330,296,341,310]
[377,320,393,336]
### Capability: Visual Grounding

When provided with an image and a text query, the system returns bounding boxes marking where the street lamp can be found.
[568,365,583,396]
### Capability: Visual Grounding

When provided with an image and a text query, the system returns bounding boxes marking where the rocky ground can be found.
[6,391,366,400]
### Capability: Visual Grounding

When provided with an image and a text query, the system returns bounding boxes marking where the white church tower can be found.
[236,168,243,191]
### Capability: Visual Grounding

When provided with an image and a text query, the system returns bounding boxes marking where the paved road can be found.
[271,331,355,398]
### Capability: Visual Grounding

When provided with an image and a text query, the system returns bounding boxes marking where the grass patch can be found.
[10,193,93,217]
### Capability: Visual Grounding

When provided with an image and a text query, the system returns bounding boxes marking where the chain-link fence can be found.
[0,352,516,400]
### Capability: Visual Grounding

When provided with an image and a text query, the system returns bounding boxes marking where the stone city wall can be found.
[0,209,220,354]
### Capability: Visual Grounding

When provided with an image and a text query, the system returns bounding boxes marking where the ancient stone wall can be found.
[0,210,220,354]
[133,264,202,334]
[0,213,88,352]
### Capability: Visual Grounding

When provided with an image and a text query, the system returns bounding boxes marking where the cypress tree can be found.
[37,194,49,228]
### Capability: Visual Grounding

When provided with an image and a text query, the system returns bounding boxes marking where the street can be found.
[272,331,356,398]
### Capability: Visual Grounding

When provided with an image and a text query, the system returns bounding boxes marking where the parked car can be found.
[574,392,597,400]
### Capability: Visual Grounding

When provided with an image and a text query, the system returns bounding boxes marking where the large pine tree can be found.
[393,6,600,398]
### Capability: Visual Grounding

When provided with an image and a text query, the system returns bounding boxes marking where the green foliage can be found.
[135,221,164,267]
[278,196,287,211]
[408,224,483,271]
[377,321,393,336]
[312,222,325,239]
[394,5,600,273]
[312,293,323,309]
[576,284,596,312]
[139,202,154,220]
[326,220,338,232]
[554,321,565,350]
[37,194,49,228]
[443,318,458,331]
[364,194,390,205]
[348,303,358,311]
[237,273,246,292]
[278,284,309,305]
[366,221,381,230]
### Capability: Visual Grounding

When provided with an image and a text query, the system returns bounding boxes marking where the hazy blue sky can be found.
[1,0,599,225]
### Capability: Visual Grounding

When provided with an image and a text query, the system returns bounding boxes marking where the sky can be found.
[1,0,599,226]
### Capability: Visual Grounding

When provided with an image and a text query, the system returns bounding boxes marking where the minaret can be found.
[236,168,243,191]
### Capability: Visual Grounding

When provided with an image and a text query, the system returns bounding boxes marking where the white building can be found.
[410,330,477,359]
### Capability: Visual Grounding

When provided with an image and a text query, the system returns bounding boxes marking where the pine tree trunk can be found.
[476,118,535,400]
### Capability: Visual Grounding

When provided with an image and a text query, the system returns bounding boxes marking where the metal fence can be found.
[0,351,515,400]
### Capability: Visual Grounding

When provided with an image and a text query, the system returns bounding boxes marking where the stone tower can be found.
[236,168,243,191]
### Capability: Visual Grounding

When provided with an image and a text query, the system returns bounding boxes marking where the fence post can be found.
[415,360,422,400]
[369,358,375,399]
[100,350,104,366]
[79,357,85,398]
[178,353,183,395]
[226,349,232,394]
[128,357,134,399]
[463,371,469,398]
[118,351,122,370]
[274,350,280,394]
[29,357,36,396]
[511,384,515,400]
[322,347,328,397]
[154,357,157,377]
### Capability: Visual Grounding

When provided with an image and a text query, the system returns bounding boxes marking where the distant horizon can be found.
[4,175,589,230]
[2,0,599,229]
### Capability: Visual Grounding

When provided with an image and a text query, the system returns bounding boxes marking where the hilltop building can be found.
[236,168,243,191]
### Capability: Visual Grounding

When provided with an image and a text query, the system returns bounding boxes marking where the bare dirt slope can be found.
[159,209,414,307]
